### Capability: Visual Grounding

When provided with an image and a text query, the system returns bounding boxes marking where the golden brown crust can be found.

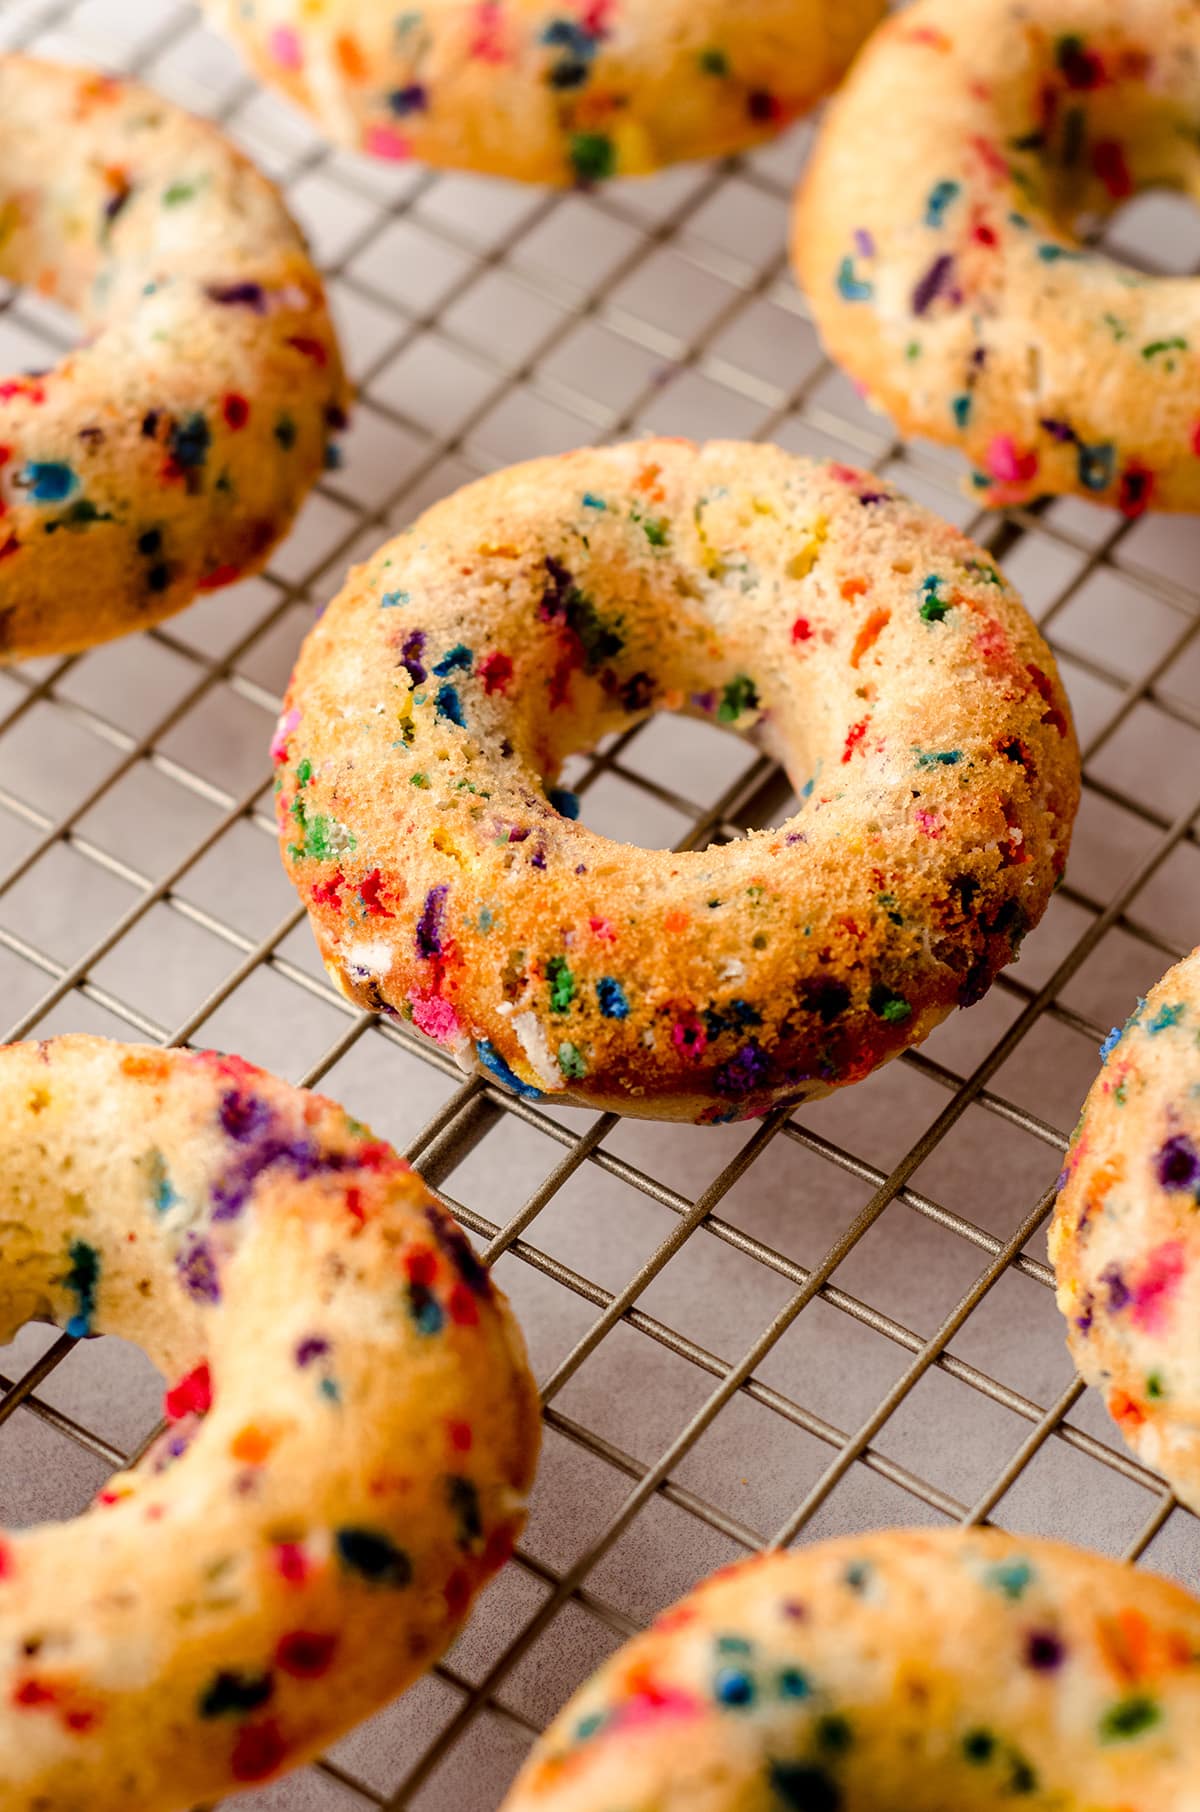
[0,1035,538,1809]
[502,1527,1200,1810]
[793,0,1200,513]
[275,439,1080,1123]
[1052,948,1200,1513]
[0,58,348,661]
[204,0,884,181]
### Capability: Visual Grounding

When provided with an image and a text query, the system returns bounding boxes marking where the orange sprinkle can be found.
[120,1052,169,1080]
[634,462,665,502]
[663,909,690,934]
[840,577,868,601]
[1108,1389,1144,1429]
[850,608,891,669]
[231,1424,279,1466]
[334,32,368,80]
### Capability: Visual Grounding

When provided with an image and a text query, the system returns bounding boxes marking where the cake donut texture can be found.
[274,440,1080,1124]
[502,1528,1200,1811]
[204,0,884,184]
[0,58,348,661]
[793,0,1200,514]
[0,1036,539,1811]
[1052,948,1200,1515]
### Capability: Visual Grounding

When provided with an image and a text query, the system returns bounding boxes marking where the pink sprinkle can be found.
[365,124,413,161]
[410,992,462,1046]
[589,916,617,942]
[985,434,1038,485]
[1131,1240,1185,1334]
[828,463,864,486]
[267,25,303,70]
[613,1684,703,1732]
[469,0,509,62]
[271,707,300,763]
[914,807,943,838]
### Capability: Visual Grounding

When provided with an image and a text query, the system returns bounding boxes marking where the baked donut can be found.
[502,1527,1200,1811]
[1052,948,1200,1515]
[0,57,348,661]
[793,0,1200,514]
[0,1036,539,1811]
[273,438,1079,1125]
[203,0,884,184]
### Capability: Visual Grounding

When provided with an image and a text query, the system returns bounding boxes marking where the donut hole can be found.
[1001,34,1200,255]
[1094,188,1200,276]
[550,708,776,849]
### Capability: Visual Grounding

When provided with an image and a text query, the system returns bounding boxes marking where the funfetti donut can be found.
[500,1527,1200,1812]
[203,0,884,184]
[0,1036,539,1812]
[0,58,348,661]
[272,439,1080,1125]
[1052,947,1200,1516]
[793,0,1200,514]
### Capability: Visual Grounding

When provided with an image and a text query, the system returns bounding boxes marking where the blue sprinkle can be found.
[380,589,410,608]
[779,1667,812,1699]
[435,683,466,726]
[433,643,473,677]
[477,1039,544,1100]
[951,393,971,427]
[22,460,77,503]
[597,977,630,1019]
[1099,1025,1123,1061]
[836,256,873,302]
[66,1314,90,1339]
[548,787,580,819]
[1148,1003,1185,1034]
[715,1668,755,1707]
[925,178,961,227]
[582,492,607,510]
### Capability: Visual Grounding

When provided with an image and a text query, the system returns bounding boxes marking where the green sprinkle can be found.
[718,674,759,723]
[1100,1696,1161,1743]
[1147,1371,1165,1399]
[986,1558,1033,1600]
[547,956,576,1014]
[569,132,615,182]
[163,178,200,206]
[699,46,729,75]
[296,758,312,788]
[410,772,429,788]
[558,1041,587,1080]
[1141,337,1188,360]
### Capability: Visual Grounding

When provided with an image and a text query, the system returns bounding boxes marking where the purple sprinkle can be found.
[853,228,876,258]
[1156,1134,1200,1191]
[400,629,427,685]
[1099,1262,1130,1311]
[219,1089,273,1143]
[540,555,575,621]
[1075,1292,1094,1336]
[1039,417,1077,444]
[691,690,717,714]
[425,1205,491,1297]
[206,280,267,312]
[912,252,957,317]
[177,1235,221,1304]
[416,884,449,959]
[531,846,547,869]
[296,1336,331,1367]
[1025,1630,1065,1671]
[714,1039,771,1097]
[785,830,807,845]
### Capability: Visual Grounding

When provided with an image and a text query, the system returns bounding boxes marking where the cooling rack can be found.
[4,1,1200,1805]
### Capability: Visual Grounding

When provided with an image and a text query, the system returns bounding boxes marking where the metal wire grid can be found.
[2,0,1200,1803]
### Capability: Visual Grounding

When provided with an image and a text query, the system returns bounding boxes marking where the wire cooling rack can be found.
[5,1,1200,1805]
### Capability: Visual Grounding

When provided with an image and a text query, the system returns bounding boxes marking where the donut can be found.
[271,438,1080,1125]
[0,57,348,661]
[792,0,1200,515]
[502,1527,1200,1811]
[202,0,884,184]
[1051,948,1200,1516]
[0,1035,539,1811]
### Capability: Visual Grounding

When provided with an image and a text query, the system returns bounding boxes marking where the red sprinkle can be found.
[448,1282,480,1328]
[275,1631,337,1678]
[479,650,514,695]
[232,1719,287,1783]
[311,870,346,907]
[358,868,394,917]
[841,717,870,763]
[405,1248,437,1287]
[274,1542,310,1585]
[286,334,328,367]
[222,393,250,430]
[448,1419,473,1453]
[791,617,812,643]
[164,1360,212,1422]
